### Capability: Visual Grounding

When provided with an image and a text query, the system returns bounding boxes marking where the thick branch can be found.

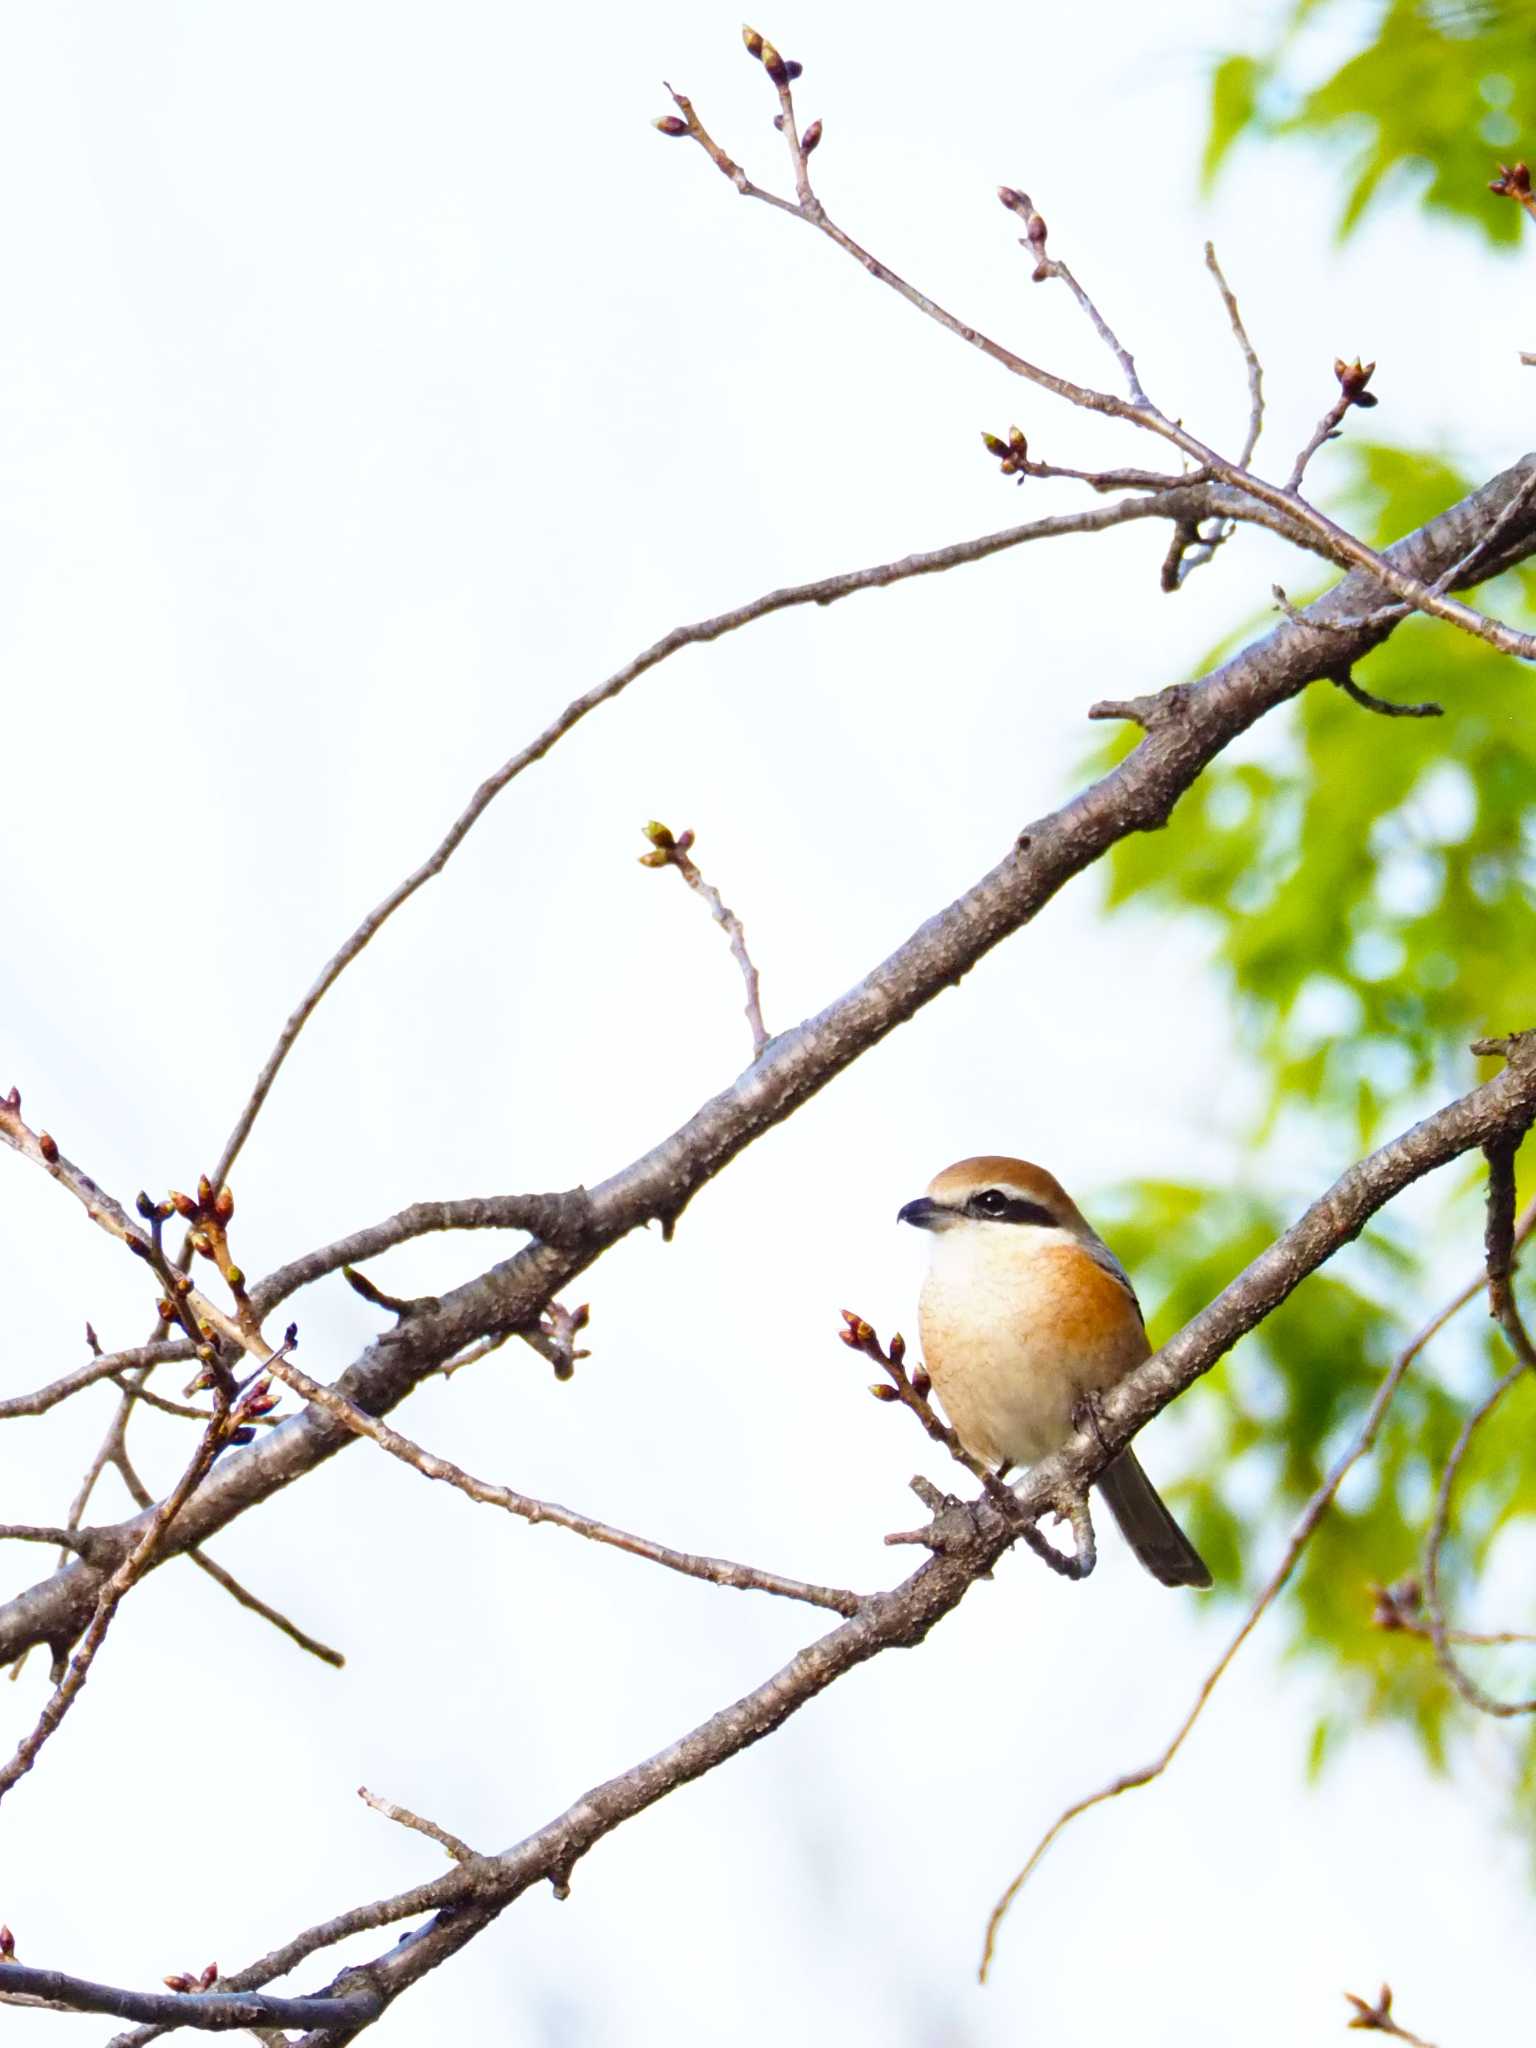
[0,1961,378,2033]
[5,460,1536,1677]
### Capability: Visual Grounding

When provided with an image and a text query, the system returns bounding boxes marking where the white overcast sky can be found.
[2,3,1533,2044]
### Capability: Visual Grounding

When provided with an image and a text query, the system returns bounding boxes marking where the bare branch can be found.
[1205,242,1264,468]
[640,822,770,1058]
[0,1342,193,1423]
[1330,671,1444,720]
[665,48,1536,660]
[0,1959,379,2033]
[357,1785,477,1863]
[256,1344,865,1617]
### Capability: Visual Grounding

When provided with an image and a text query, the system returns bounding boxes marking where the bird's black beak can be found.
[897,1196,943,1230]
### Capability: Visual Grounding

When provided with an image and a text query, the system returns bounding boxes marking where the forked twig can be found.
[640,822,770,1056]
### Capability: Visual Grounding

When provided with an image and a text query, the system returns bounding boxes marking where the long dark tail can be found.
[1096,1449,1211,1589]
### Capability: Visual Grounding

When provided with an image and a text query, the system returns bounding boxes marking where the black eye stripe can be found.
[967,1191,1057,1227]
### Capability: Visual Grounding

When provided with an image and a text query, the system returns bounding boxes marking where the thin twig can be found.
[0,1343,193,1423]
[358,1785,477,1863]
[0,1526,111,1560]
[1205,242,1264,468]
[978,1200,1536,1980]
[257,1346,864,1617]
[1331,672,1444,719]
[640,823,769,1056]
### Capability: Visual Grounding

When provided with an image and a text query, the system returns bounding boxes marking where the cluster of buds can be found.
[997,186,1050,279]
[742,24,802,87]
[1333,356,1378,409]
[839,1310,931,1405]
[164,1962,219,1995]
[981,425,1031,478]
[165,1176,248,1295]
[637,819,695,869]
[1490,160,1532,202]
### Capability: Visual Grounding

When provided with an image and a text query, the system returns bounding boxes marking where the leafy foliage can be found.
[1205,1,1536,243]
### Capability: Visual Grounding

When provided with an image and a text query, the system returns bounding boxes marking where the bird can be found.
[897,1155,1210,1589]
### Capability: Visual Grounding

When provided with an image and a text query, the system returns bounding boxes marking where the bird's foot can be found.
[1072,1389,1112,1456]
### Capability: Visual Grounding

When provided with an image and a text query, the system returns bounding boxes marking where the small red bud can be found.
[888,1331,906,1363]
[214,1184,234,1222]
[869,1383,899,1402]
[801,119,821,154]
[169,1189,198,1218]
[164,1974,197,1994]
[653,115,689,137]
[0,1925,14,1958]
[912,1369,932,1400]
[197,1174,214,1207]
[200,1963,218,1989]
[759,38,789,86]
[1026,213,1047,247]
[38,1131,59,1164]
[742,25,764,58]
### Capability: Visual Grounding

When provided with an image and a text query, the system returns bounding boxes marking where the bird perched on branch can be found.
[898,1156,1210,1588]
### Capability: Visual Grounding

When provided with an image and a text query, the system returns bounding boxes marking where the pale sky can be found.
[2,3,1533,2044]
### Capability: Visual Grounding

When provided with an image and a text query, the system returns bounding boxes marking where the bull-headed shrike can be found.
[898,1155,1210,1588]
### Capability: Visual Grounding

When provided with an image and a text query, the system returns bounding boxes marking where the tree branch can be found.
[0,1960,379,2033]
[5,458,1536,1679]
[666,44,1536,659]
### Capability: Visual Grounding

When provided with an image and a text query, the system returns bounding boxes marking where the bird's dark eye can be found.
[966,1189,1058,1226]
